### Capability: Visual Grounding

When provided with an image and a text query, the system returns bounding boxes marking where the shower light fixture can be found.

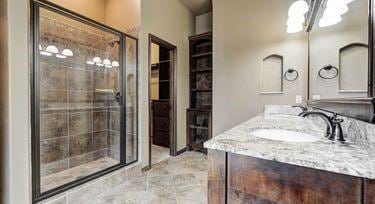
[96,63,104,67]
[40,51,52,56]
[287,0,308,33]
[287,24,304,33]
[112,61,120,67]
[62,49,74,57]
[93,57,102,63]
[46,45,59,54]
[86,61,95,65]
[288,0,309,16]
[318,0,350,28]
[103,59,111,65]
[319,13,342,27]
[56,54,67,59]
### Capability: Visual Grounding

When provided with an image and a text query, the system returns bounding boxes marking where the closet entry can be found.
[148,35,177,167]
[151,46,172,148]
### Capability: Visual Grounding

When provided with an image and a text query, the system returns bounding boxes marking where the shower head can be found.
[108,40,120,47]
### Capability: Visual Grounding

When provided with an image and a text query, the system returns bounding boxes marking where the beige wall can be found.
[140,0,195,167]
[48,0,140,35]
[1,0,31,203]
[106,0,140,34]
[196,12,212,35]
[212,0,308,135]
[309,0,368,99]
[48,0,107,23]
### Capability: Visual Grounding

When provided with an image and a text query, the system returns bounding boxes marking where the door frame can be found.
[148,34,177,168]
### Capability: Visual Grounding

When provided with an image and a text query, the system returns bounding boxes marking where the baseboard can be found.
[177,147,187,155]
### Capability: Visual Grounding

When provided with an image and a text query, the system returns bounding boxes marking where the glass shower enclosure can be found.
[31,1,138,202]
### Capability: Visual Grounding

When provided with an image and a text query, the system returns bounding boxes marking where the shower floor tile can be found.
[41,157,119,192]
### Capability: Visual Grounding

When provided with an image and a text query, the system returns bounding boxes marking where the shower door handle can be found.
[115,92,122,104]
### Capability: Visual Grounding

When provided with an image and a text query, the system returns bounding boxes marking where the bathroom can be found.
[0,0,374,203]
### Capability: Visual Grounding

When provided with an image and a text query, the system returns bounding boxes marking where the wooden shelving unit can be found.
[186,32,213,153]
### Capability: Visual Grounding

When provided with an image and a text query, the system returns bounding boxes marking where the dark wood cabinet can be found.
[208,149,375,204]
[187,32,213,152]
[152,100,170,148]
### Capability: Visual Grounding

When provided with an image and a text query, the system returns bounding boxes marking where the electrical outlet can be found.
[296,95,302,104]
[312,95,321,100]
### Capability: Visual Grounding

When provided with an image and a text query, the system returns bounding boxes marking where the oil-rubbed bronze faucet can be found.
[298,111,345,142]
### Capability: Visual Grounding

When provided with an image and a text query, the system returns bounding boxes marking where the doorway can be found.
[148,34,177,167]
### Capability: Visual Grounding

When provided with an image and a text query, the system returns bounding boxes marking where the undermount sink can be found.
[250,129,320,142]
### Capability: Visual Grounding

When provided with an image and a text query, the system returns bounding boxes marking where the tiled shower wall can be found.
[39,10,121,177]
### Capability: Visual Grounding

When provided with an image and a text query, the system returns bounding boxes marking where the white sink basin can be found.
[250,129,320,142]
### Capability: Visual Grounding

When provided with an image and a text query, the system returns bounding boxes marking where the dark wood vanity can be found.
[208,149,375,204]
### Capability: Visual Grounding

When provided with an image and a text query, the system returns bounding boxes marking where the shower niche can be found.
[32,2,138,201]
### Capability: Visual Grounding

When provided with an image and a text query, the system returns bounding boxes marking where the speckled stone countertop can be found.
[204,114,375,179]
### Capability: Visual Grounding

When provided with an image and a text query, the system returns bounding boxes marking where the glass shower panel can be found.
[38,7,121,193]
[125,37,138,164]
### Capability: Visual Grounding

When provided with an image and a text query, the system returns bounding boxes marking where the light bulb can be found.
[46,45,59,54]
[345,0,355,3]
[287,16,305,25]
[319,13,342,27]
[86,61,95,65]
[287,24,303,33]
[40,51,52,56]
[326,2,349,15]
[112,61,120,67]
[93,57,102,63]
[327,0,347,8]
[56,54,67,59]
[288,0,309,16]
[105,65,113,68]
[96,63,104,67]
[39,44,42,51]
[103,59,111,65]
[62,49,74,57]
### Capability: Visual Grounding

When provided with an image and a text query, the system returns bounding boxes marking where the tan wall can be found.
[48,0,107,23]
[212,0,308,135]
[106,0,140,34]
[140,0,195,167]
[1,0,31,203]
[0,0,9,202]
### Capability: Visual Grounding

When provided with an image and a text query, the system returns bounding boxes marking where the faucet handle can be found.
[329,114,345,142]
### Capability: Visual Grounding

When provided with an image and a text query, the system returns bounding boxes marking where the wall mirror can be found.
[306,0,375,123]
[308,0,370,99]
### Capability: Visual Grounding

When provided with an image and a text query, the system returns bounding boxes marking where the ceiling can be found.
[178,0,212,15]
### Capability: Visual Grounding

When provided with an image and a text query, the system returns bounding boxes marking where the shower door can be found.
[32,1,138,202]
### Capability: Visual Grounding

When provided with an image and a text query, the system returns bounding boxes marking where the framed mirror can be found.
[306,0,375,123]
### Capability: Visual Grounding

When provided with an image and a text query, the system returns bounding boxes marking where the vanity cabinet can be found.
[208,149,375,204]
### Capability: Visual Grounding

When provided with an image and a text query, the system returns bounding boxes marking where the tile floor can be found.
[151,144,171,165]
[42,157,119,192]
[94,151,208,204]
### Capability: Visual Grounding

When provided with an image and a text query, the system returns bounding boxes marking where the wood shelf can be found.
[190,125,209,130]
[191,68,213,73]
[192,52,212,58]
[159,80,170,83]
[191,89,212,92]
[187,32,213,153]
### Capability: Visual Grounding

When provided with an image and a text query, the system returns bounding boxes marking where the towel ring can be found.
[284,68,299,82]
[318,65,339,79]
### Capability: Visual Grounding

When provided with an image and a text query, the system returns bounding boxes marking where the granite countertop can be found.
[204,114,375,179]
